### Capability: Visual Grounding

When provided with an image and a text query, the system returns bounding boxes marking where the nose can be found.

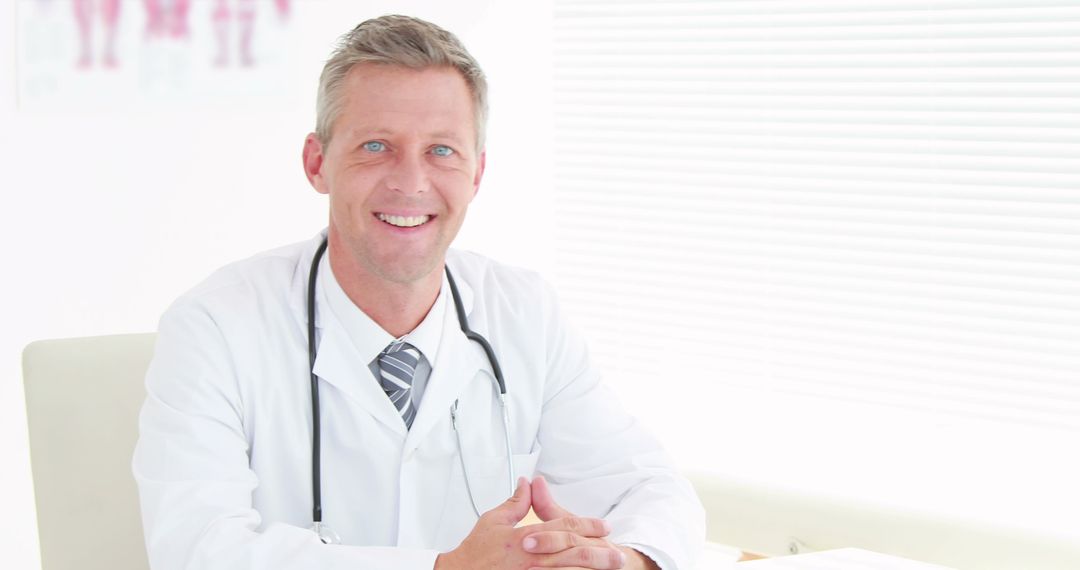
[385,152,429,196]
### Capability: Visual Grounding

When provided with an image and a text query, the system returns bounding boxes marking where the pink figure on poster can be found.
[274,0,291,19]
[212,0,255,67]
[144,0,191,40]
[73,0,121,68]
[212,0,291,68]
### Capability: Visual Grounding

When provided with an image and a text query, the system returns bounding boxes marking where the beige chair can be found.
[23,333,156,570]
[689,471,1080,570]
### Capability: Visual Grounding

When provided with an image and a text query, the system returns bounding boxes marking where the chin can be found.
[369,254,444,285]
[337,226,450,285]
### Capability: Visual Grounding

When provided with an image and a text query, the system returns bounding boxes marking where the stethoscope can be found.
[306,237,514,544]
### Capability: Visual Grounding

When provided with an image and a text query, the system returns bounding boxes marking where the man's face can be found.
[303,64,485,285]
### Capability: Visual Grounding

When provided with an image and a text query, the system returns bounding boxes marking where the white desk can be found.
[732,548,954,569]
[695,542,743,569]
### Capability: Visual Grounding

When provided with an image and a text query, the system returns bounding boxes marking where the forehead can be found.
[334,64,476,143]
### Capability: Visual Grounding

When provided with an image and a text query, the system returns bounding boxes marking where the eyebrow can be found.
[347,127,468,146]
[347,127,393,139]
[429,131,467,145]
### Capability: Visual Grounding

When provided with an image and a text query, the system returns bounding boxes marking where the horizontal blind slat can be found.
[554,157,1080,188]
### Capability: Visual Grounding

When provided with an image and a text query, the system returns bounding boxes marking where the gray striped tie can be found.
[377,340,420,429]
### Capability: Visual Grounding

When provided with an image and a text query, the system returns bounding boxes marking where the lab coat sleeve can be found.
[534,281,706,570]
[132,299,439,570]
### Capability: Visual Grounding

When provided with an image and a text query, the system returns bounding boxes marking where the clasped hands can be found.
[435,476,657,570]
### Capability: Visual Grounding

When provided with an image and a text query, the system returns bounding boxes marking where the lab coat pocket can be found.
[513,446,542,480]
[465,447,542,513]
[434,447,542,549]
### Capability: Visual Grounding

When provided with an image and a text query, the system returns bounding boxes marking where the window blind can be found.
[550,0,1080,504]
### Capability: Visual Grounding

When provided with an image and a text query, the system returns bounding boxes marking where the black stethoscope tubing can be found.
[306,236,508,536]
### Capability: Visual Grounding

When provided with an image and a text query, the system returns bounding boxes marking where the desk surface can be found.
[695,543,742,569]
[736,548,954,569]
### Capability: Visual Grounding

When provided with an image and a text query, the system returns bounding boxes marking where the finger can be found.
[537,545,626,570]
[531,475,574,521]
[489,476,532,526]
[531,515,611,538]
[523,531,610,554]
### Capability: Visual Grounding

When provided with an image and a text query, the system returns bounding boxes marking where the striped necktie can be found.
[377,340,420,429]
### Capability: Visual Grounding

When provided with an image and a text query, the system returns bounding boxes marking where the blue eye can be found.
[363,141,386,152]
[432,145,454,157]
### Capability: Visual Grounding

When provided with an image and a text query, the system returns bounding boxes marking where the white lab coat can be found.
[133,231,705,570]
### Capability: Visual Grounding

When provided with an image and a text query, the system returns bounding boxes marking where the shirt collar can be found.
[319,253,446,367]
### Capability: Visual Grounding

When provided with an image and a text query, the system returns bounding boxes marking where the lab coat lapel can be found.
[404,268,485,454]
[312,320,408,438]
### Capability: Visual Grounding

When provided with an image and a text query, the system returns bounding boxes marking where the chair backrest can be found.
[23,333,157,570]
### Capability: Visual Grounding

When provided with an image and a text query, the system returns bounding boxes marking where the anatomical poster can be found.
[16,0,298,110]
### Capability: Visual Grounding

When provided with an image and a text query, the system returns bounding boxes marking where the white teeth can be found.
[377,213,431,228]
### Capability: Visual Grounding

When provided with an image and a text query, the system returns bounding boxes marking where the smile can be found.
[376,213,432,228]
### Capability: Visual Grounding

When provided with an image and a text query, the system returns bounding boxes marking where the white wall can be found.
[0,1,553,567]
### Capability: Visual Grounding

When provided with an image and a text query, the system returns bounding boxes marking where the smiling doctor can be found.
[133,14,704,570]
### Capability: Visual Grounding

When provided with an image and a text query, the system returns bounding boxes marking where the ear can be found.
[303,133,329,194]
[470,149,486,198]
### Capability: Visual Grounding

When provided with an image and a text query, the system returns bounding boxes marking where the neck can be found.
[326,233,442,339]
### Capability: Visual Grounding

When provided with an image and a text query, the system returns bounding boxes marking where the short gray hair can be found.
[315,15,488,150]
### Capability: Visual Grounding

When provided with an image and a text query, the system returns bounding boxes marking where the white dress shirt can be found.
[321,253,446,408]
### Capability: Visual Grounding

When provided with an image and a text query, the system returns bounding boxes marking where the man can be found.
[133,15,705,570]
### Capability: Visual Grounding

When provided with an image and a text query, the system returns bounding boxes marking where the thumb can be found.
[530,475,574,521]
[491,476,532,525]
